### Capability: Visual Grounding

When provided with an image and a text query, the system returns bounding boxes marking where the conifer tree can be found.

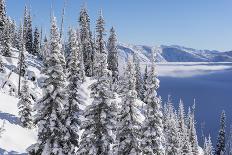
[189,111,199,155]
[178,100,193,154]
[27,16,68,155]
[17,34,27,95]
[141,50,165,154]
[17,79,33,128]
[188,106,199,155]
[26,11,33,53]
[79,6,93,77]
[62,29,84,154]
[7,18,16,47]
[16,21,23,50]
[78,11,116,155]
[0,0,6,33]
[107,27,118,85]
[14,21,21,50]
[33,27,40,56]
[17,31,27,77]
[216,111,226,155]
[65,28,72,68]
[0,55,4,73]
[23,6,33,53]
[163,99,181,154]
[2,23,11,57]
[92,30,99,77]
[143,65,148,98]
[23,6,28,41]
[41,35,50,74]
[95,10,107,77]
[133,53,144,100]
[11,20,18,48]
[116,59,141,155]
[76,29,85,82]
[204,135,214,155]
[226,125,232,155]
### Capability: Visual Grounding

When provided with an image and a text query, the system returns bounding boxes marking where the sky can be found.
[5,0,232,51]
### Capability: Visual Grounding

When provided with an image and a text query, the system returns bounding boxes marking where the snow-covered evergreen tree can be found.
[17,79,33,129]
[133,53,144,100]
[178,100,193,154]
[143,65,148,100]
[10,20,20,49]
[41,35,50,75]
[92,30,99,77]
[116,59,141,155]
[23,6,28,41]
[107,27,118,85]
[27,16,68,155]
[79,6,93,77]
[163,98,181,155]
[215,111,226,155]
[0,0,6,33]
[78,11,116,155]
[141,50,165,154]
[188,106,199,155]
[17,32,27,77]
[17,34,27,95]
[94,10,108,78]
[16,21,23,50]
[12,20,18,48]
[204,135,214,155]
[23,6,33,53]
[33,26,40,56]
[226,125,232,155]
[65,27,72,68]
[76,29,86,83]
[2,23,11,57]
[62,29,84,154]
[0,55,5,73]
[8,18,17,47]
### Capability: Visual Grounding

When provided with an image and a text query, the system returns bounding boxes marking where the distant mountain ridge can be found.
[117,43,232,64]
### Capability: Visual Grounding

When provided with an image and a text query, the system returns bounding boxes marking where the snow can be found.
[0,92,36,154]
[118,43,232,64]
[0,48,43,154]
[0,118,36,154]
[0,93,19,116]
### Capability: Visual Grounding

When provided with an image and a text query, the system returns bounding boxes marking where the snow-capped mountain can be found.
[117,43,232,64]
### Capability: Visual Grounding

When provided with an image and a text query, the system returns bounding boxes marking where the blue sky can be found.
[5,0,232,51]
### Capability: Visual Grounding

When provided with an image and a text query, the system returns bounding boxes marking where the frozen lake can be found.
[154,62,232,145]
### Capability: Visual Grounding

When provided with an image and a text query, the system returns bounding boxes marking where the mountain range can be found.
[117,43,232,64]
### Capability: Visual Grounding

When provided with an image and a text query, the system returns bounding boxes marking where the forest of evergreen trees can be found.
[0,0,230,155]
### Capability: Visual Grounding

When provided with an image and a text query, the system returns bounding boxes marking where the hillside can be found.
[0,48,147,154]
[0,48,215,154]
[118,43,232,65]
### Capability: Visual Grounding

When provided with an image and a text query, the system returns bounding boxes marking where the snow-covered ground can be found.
[0,93,37,154]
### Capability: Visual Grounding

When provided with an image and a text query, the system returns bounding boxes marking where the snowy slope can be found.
[0,48,42,154]
[0,93,37,154]
[118,43,232,64]
[0,48,216,154]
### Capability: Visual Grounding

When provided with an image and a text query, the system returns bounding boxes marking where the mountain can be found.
[117,43,232,64]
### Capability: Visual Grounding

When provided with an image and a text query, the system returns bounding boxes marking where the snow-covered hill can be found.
[0,48,146,154]
[118,43,232,65]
